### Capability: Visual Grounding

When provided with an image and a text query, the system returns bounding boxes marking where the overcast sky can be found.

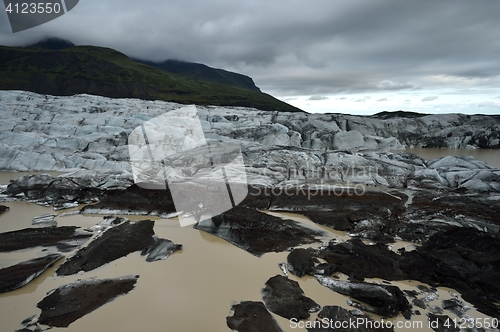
[1,0,500,115]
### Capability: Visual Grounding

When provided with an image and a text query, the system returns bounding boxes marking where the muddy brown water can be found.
[399,148,500,169]
[0,155,499,332]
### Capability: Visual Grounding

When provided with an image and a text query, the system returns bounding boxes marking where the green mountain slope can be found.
[0,45,302,112]
[136,59,261,92]
[372,110,428,119]
[26,37,75,51]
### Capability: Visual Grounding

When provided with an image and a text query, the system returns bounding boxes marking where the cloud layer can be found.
[1,0,499,114]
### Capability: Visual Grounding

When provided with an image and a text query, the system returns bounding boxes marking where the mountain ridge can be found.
[0,41,302,112]
[135,58,261,92]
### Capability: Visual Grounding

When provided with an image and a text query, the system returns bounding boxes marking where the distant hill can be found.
[0,43,302,112]
[372,110,429,119]
[137,59,261,92]
[26,37,75,50]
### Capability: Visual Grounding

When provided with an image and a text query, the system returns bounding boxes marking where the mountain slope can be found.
[137,59,261,92]
[372,110,428,119]
[0,45,302,112]
[26,37,75,51]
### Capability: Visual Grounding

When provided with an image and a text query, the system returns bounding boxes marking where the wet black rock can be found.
[242,186,405,241]
[399,228,500,318]
[311,263,337,276]
[37,275,138,328]
[287,248,318,277]
[257,189,406,243]
[0,254,63,293]
[262,275,320,320]
[80,184,176,217]
[317,238,407,281]
[57,220,156,275]
[0,226,91,252]
[141,236,183,262]
[315,276,412,318]
[307,306,394,332]
[0,204,8,215]
[442,298,469,318]
[412,298,426,310]
[195,206,324,257]
[16,314,49,332]
[6,174,106,209]
[400,192,500,243]
[226,301,283,332]
[310,227,500,319]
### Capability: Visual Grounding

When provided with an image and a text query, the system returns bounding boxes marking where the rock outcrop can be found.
[37,276,139,327]
[293,229,500,319]
[194,206,324,257]
[262,275,320,319]
[0,226,91,252]
[226,301,283,332]
[56,219,181,275]
[315,276,411,318]
[0,254,63,293]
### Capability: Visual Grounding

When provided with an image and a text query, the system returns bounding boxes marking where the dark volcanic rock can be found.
[57,220,156,275]
[141,236,183,262]
[307,306,394,332]
[441,298,469,318]
[399,227,500,318]
[0,226,91,252]
[194,206,324,257]
[37,275,138,327]
[400,192,500,243]
[315,276,411,318]
[287,248,318,277]
[310,227,500,319]
[242,187,405,242]
[262,275,320,320]
[226,301,283,332]
[317,238,406,281]
[0,254,63,293]
[6,174,105,209]
[80,184,176,217]
[0,204,8,215]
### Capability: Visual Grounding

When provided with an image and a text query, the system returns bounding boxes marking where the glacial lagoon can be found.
[1,146,499,332]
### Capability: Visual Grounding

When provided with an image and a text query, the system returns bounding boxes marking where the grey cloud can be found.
[1,0,500,110]
[376,80,415,91]
[477,101,500,108]
[308,95,329,101]
[422,96,439,102]
[377,98,388,102]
